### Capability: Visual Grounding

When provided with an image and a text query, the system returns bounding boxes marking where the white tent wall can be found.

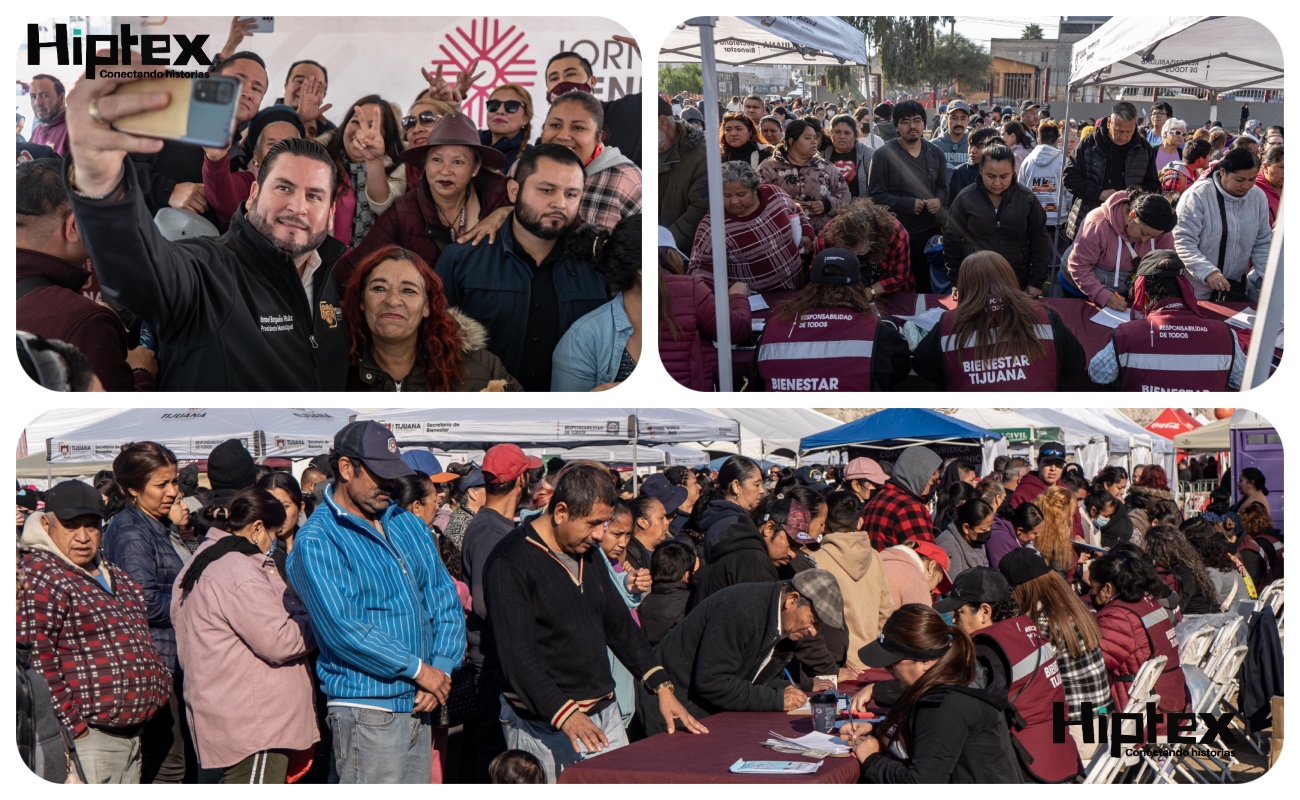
[1014,409,1111,478]
[700,407,840,457]
[356,409,741,448]
[661,16,867,67]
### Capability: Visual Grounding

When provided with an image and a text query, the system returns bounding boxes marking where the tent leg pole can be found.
[1055,90,1072,263]
[691,17,733,391]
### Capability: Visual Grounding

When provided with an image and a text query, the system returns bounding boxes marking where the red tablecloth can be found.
[731,292,1273,391]
[556,711,861,784]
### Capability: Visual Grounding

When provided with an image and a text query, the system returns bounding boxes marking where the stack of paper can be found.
[761,730,851,758]
[1090,307,1132,329]
[730,758,823,775]
[896,306,946,331]
[749,294,770,312]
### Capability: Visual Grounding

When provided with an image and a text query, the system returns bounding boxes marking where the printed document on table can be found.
[749,294,770,312]
[730,758,823,775]
[1090,308,1131,329]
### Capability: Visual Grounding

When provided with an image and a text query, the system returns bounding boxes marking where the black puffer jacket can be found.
[860,685,1022,783]
[688,521,779,610]
[1063,117,1160,239]
[347,308,522,392]
[101,505,186,674]
[643,582,793,734]
[944,180,1050,288]
[698,499,752,561]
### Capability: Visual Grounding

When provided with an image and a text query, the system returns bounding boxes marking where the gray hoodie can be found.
[1018,144,1073,226]
[891,446,942,500]
[1173,171,1273,298]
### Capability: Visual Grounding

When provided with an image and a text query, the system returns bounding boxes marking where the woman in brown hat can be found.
[336,112,515,287]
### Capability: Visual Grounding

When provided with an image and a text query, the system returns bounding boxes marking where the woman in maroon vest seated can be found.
[755,247,912,392]
[936,565,1082,783]
[1087,545,1190,734]
[1086,250,1245,391]
[914,252,1085,391]
[841,604,1023,783]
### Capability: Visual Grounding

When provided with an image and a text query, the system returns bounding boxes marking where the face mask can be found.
[974,530,992,545]
[1096,516,1111,528]
[939,611,955,626]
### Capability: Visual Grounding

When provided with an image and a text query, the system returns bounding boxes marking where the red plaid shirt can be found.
[860,481,937,551]
[687,184,813,293]
[813,215,915,295]
[18,548,171,736]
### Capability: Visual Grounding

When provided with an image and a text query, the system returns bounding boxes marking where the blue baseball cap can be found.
[333,421,414,481]
[401,450,442,476]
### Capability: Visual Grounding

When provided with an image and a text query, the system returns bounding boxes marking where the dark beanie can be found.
[206,439,257,492]
[1130,192,1177,232]
[243,104,306,163]
[658,96,673,118]
[176,463,200,494]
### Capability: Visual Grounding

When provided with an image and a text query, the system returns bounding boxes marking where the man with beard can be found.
[61,63,349,390]
[932,100,971,178]
[288,421,466,783]
[436,144,608,391]
[868,100,949,291]
[27,74,69,156]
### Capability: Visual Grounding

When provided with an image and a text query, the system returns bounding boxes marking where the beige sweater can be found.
[817,532,896,673]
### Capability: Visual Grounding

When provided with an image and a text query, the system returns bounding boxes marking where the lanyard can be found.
[1115,235,1140,288]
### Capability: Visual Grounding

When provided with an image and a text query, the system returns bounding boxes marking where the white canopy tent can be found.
[1172,408,1274,451]
[1015,409,1122,478]
[948,408,1108,477]
[669,17,870,390]
[660,16,868,67]
[1062,17,1284,376]
[534,445,666,468]
[655,444,711,467]
[45,408,357,464]
[699,407,841,458]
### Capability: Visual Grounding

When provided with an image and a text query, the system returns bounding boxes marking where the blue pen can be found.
[783,668,797,687]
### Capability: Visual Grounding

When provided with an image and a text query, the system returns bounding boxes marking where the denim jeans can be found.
[498,696,628,783]
[75,727,142,783]
[326,706,431,784]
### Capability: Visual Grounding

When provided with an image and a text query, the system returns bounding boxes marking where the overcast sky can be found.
[951,16,1062,48]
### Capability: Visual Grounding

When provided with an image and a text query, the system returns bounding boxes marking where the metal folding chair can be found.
[1168,645,1249,783]
[1081,656,1168,783]
[1178,627,1216,670]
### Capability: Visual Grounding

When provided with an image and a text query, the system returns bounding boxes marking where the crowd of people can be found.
[657,91,1282,392]
[17,18,644,392]
[17,420,1283,783]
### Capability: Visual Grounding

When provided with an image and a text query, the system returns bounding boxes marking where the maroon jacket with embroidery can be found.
[18,522,170,737]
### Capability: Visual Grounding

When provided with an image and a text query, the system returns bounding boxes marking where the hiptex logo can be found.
[28,24,213,79]
[1052,702,1240,758]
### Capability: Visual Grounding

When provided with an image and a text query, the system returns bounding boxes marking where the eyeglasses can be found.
[401,111,439,131]
[486,99,525,114]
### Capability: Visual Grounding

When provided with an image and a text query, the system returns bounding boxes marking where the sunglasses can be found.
[401,111,439,131]
[486,99,525,114]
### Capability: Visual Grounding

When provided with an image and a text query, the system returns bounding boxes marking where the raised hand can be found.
[65,51,169,196]
[296,76,333,122]
[454,59,485,100]
[421,64,458,103]
[221,17,260,60]
[351,104,386,162]
[612,35,640,58]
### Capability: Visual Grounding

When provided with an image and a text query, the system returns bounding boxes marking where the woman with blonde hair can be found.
[914,252,1085,391]
[1036,486,1079,577]
[481,82,534,171]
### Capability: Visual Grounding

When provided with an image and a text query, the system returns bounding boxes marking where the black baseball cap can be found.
[794,465,828,492]
[333,421,415,481]
[810,247,863,285]
[998,547,1053,587]
[43,480,106,522]
[1020,100,1041,112]
[1134,249,1184,280]
[859,620,953,667]
[1037,441,1067,465]
[933,567,1012,613]
[640,473,688,514]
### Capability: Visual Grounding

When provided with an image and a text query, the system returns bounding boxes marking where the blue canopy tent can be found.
[799,409,1005,473]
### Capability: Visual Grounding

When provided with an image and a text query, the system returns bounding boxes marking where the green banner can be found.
[993,426,1063,445]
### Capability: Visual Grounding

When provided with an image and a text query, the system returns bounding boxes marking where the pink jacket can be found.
[1255,171,1280,228]
[171,532,318,769]
[879,545,935,609]
[1067,190,1175,307]
[660,272,751,391]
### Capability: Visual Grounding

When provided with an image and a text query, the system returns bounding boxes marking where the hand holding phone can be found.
[64,52,170,196]
[113,76,241,148]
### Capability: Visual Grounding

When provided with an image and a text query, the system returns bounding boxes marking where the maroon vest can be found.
[1107,597,1188,731]
[938,306,1057,391]
[758,309,877,392]
[1239,530,1284,588]
[976,616,1081,782]
[1112,300,1234,392]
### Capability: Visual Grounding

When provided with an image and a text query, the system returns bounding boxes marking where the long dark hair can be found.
[1011,571,1102,658]
[1089,544,1167,603]
[256,471,303,530]
[112,441,178,498]
[878,605,976,754]
[181,488,287,594]
[1238,467,1269,495]
[568,214,641,294]
[325,95,404,170]
[1142,525,1219,603]
[342,245,464,391]
[949,252,1048,362]
[708,456,761,506]
[776,119,816,160]
[820,198,898,268]
[719,112,761,160]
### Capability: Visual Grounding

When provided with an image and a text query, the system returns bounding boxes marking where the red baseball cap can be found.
[482,444,543,484]
[912,540,953,594]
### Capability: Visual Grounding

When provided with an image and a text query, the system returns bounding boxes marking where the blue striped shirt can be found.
[286,484,465,711]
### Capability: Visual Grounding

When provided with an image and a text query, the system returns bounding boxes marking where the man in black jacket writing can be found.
[482,463,706,782]
[60,58,348,391]
[641,571,844,735]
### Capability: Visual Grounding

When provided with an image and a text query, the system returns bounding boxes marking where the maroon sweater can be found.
[16,248,150,391]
